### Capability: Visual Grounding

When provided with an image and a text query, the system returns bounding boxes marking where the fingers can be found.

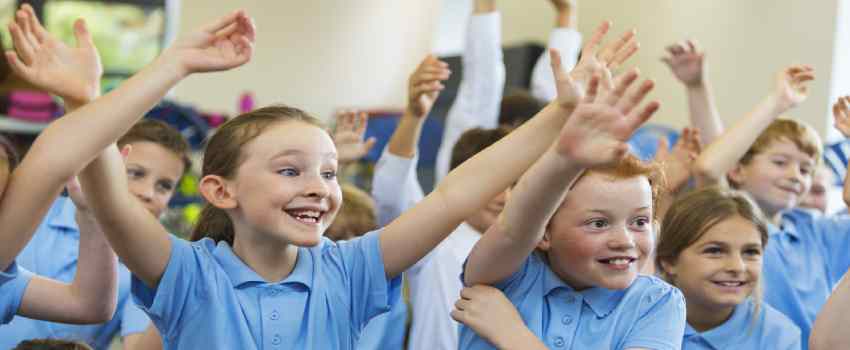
[73,19,95,49]
[582,21,612,54]
[549,48,566,78]
[4,50,32,77]
[609,40,639,69]
[603,69,639,106]
[617,79,655,115]
[655,136,670,160]
[8,22,35,65]
[203,10,244,34]
[628,100,660,130]
[21,4,46,44]
[584,74,600,103]
[410,55,450,87]
[598,28,636,64]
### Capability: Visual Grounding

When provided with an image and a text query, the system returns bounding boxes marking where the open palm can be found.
[5,5,102,104]
[833,96,850,138]
[165,10,256,75]
[774,65,815,110]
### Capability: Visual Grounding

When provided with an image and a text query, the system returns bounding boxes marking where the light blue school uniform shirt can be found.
[357,290,408,350]
[0,197,151,350]
[458,253,687,350]
[682,298,801,350]
[133,230,401,349]
[762,208,850,347]
[1,262,34,325]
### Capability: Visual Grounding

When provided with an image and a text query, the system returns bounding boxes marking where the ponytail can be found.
[190,203,235,245]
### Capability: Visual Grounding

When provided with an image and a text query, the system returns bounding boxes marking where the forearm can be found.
[810,273,850,350]
[685,81,723,144]
[69,211,118,321]
[555,4,577,29]
[387,112,425,158]
[465,147,583,286]
[695,95,784,183]
[843,162,850,210]
[79,146,171,288]
[381,102,572,277]
[124,326,163,350]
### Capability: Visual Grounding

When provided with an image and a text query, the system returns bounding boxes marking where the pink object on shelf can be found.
[6,91,60,123]
[204,112,226,128]
[239,92,255,114]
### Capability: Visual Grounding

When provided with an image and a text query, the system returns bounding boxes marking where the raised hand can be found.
[833,96,850,138]
[162,10,255,76]
[4,4,102,106]
[549,0,577,12]
[773,64,815,111]
[333,110,377,164]
[556,70,659,167]
[662,40,705,87]
[554,21,639,109]
[407,55,450,118]
[452,285,539,349]
[654,127,702,191]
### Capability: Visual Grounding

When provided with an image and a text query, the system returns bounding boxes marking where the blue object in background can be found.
[364,112,444,166]
[627,124,680,161]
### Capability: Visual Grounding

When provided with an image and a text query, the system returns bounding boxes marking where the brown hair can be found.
[325,183,377,241]
[14,339,92,350]
[0,133,18,171]
[738,118,822,170]
[498,90,546,128]
[190,105,325,245]
[655,186,769,317]
[117,119,192,175]
[450,127,511,171]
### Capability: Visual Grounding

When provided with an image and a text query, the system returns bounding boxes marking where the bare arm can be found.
[388,55,450,158]
[77,12,254,289]
[465,70,659,286]
[694,65,814,185]
[452,285,549,350]
[662,40,723,144]
[832,96,850,210]
[810,271,850,350]
[124,325,163,350]
[379,22,642,279]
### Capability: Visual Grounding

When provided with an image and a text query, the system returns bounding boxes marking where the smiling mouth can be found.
[597,257,636,269]
[285,209,324,225]
[711,281,747,287]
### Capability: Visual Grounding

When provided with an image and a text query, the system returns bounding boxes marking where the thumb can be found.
[73,18,94,49]
[66,177,87,209]
[363,137,377,153]
[654,137,670,160]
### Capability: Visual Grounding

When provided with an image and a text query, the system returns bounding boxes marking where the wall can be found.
[173,0,843,137]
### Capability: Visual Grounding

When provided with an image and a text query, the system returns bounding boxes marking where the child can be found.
[57,9,609,349]
[656,187,801,349]
[13,339,93,350]
[0,4,118,326]
[459,65,686,350]
[798,163,835,214]
[373,22,640,350]
[693,66,850,346]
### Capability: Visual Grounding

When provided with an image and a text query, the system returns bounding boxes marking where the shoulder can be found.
[626,275,685,315]
[757,302,801,338]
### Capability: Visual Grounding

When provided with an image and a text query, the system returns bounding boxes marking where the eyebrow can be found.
[272,149,337,160]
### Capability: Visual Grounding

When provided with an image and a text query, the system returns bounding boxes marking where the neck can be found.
[685,299,736,332]
[232,231,299,283]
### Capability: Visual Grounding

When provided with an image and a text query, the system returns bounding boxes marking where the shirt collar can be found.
[684,299,753,349]
[768,210,804,240]
[542,260,625,318]
[211,239,313,290]
[47,196,78,232]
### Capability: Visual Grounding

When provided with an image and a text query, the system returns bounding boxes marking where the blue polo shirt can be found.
[458,253,687,349]
[1,261,33,325]
[133,230,401,349]
[762,209,850,347]
[357,292,408,350]
[682,298,801,349]
[0,197,151,350]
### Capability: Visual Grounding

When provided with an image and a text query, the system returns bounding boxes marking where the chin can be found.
[596,273,638,290]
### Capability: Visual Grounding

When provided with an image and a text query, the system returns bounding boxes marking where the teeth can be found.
[716,281,744,287]
[604,258,632,265]
[287,209,322,223]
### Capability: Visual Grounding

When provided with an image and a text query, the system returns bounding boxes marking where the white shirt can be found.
[531,28,583,103]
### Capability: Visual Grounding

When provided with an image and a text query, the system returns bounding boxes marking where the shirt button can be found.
[565,295,576,303]
[561,315,572,325]
[553,336,565,347]
[272,334,282,345]
[268,289,279,297]
[270,310,280,320]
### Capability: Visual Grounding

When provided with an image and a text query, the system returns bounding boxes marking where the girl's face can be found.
[0,147,9,199]
[124,141,185,217]
[228,121,341,247]
[540,173,654,290]
[662,215,763,314]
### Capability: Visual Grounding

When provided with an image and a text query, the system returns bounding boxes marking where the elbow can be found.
[78,298,117,324]
[693,158,724,185]
[808,331,833,350]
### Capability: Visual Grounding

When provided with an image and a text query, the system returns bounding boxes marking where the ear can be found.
[199,175,237,209]
[727,164,747,187]
[536,229,552,251]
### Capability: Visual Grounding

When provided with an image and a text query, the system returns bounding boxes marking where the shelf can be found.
[0,115,49,134]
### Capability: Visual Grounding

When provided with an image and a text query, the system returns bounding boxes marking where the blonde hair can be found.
[738,118,822,170]
[325,183,377,241]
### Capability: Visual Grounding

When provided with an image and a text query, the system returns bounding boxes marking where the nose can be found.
[724,253,746,274]
[304,173,331,198]
[608,225,636,251]
[130,179,154,203]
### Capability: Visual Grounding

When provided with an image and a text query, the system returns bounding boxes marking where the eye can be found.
[278,168,299,177]
[771,159,786,167]
[127,168,144,179]
[155,181,175,194]
[702,246,723,256]
[585,218,609,230]
[800,166,812,176]
[631,216,651,230]
[321,170,337,180]
[743,248,762,258]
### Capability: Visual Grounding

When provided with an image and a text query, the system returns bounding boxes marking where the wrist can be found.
[763,93,790,114]
[684,79,706,90]
[474,0,496,13]
[555,9,576,28]
[493,325,540,350]
[153,53,190,81]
